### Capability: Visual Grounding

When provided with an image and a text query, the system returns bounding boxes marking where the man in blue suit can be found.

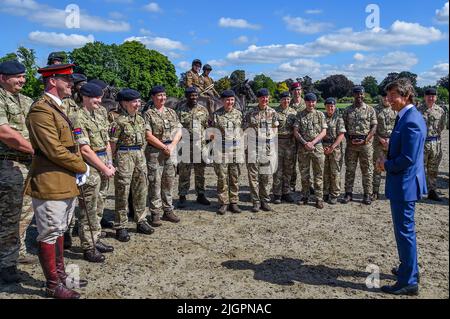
[376,78,427,296]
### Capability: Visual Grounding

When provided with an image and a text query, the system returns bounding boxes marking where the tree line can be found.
[1,41,448,104]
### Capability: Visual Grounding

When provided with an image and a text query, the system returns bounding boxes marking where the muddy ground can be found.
[1,131,448,299]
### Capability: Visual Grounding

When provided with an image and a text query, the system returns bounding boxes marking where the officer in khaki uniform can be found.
[289,82,306,193]
[342,86,377,205]
[72,83,116,262]
[110,88,154,242]
[144,86,183,226]
[322,98,346,205]
[200,64,219,98]
[184,59,204,91]
[211,90,243,215]
[243,88,279,212]
[0,60,35,283]
[176,86,211,208]
[26,63,89,299]
[293,93,327,209]
[418,88,446,201]
[372,92,397,200]
[272,91,297,204]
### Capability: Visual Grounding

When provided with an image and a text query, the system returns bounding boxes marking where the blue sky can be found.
[0,0,448,86]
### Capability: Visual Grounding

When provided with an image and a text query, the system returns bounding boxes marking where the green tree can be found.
[215,76,231,93]
[437,86,449,104]
[378,72,399,94]
[316,74,354,99]
[437,74,449,89]
[276,81,290,100]
[251,74,277,97]
[230,70,246,87]
[361,76,378,98]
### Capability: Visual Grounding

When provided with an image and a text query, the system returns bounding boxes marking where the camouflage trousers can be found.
[214,162,240,205]
[298,144,325,199]
[178,148,206,196]
[323,145,342,198]
[114,150,148,229]
[78,155,109,250]
[273,139,296,196]
[0,159,32,268]
[246,157,274,204]
[372,141,388,194]
[424,140,442,192]
[345,143,373,195]
[146,150,176,216]
[290,142,299,190]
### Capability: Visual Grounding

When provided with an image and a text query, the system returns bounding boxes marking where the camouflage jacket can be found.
[73,107,110,152]
[144,106,182,147]
[417,103,446,138]
[294,108,327,143]
[374,104,397,138]
[342,103,377,136]
[212,107,242,146]
[243,106,279,137]
[323,112,346,144]
[290,98,306,112]
[176,103,210,139]
[184,70,204,89]
[109,111,146,147]
[0,86,33,157]
[275,105,297,138]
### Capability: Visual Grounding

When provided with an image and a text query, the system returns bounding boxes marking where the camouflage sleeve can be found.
[337,117,346,134]
[185,72,193,88]
[143,111,152,133]
[272,110,279,128]
[109,120,122,144]
[369,106,378,126]
[242,111,250,130]
[0,95,8,126]
[72,113,90,146]
[292,111,300,128]
[319,112,328,129]
[171,109,183,129]
[439,109,446,134]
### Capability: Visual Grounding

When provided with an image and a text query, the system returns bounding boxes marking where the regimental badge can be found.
[73,128,82,138]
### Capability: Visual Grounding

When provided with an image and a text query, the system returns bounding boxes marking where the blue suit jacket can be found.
[385,106,427,202]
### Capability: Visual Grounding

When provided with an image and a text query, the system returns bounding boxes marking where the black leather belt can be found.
[426,136,440,142]
[0,154,32,163]
[348,134,367,141]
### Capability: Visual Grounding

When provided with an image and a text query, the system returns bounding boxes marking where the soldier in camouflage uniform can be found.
[272,91,297,204]
[110,89,154,242]
[210,90,243,215]
[184,59,204,91]
[200,64,219,98]
[0,60,36,283]
[176,86,211,208]
[289,82,306,193]
[372,93,397,200]
[243,88,279,212]
[72,83,116,262]
[342,86,377,205]
[293,93,327,209]
[418,88,446,201]
[144,86,183,226]
[322,98,346,205]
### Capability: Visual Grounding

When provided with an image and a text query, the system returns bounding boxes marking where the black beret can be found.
[220,89,235,98]
[425,88,437,96]
[79,83,103,97]
[324,97,336,105]
[185,86,198,95]
[279,91,290,99]
[0,60,26,75]
[192,59,202,65]
[88,79,108,90]
[203,64,212,70]
[256,88,269,97]
[48,51,66,62]
[151,85,165,95]
[72,73,87,85]
[304,93,317,101]
[353,86,365,94]
[117,88,141,102]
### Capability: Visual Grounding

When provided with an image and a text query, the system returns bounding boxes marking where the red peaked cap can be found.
[38,63,75,78]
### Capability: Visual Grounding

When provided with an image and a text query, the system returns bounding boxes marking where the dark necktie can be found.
[387,115,400,160]
[393,115,400,129]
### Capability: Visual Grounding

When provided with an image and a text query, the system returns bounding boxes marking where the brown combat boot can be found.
[316,199,324,209]
[162,211,180,223]
[229,204,242,214]
[150,212,162,227]
[341,192,352,204]
[261,201,273,212]
[217,205,227,215]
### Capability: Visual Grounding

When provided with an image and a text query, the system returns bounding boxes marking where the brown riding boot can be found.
[55,236,88,288]
[38,241,80,299]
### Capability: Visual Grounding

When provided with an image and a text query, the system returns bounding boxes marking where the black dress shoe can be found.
[281,193,294,203]
[217,205,227,215]
[95,240,114,253]
[261,201,273,212]
[341,193,352,204]
[177,195,187,208]
[362,194,372,205]
[381,283,418,296]
[137,222,155,235]
[428,190,442,202]
[273,195,282,204]
[83,249,105,263]
[196,194,211,206]
[116,229,130,242]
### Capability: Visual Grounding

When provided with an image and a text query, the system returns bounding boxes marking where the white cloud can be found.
[0,0,130,32]
[139,28,152,35]
[143,2,162,13]
[283,16,333,34]
[353,53,365,61]
[418,62,449,86]
[220,20,444,65]
[109,11,125,20]
[233,36,249,44]
[435,2,449,24]
[177,61,190,70]
[218,17,261,30]
[305,9,322,15]
[28,31,94,48]
[124,36,187,52]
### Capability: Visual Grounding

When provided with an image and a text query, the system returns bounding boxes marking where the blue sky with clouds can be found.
[0,0,448,86]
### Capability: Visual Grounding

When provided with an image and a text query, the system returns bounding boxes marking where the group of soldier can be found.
[0,55,446,299]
